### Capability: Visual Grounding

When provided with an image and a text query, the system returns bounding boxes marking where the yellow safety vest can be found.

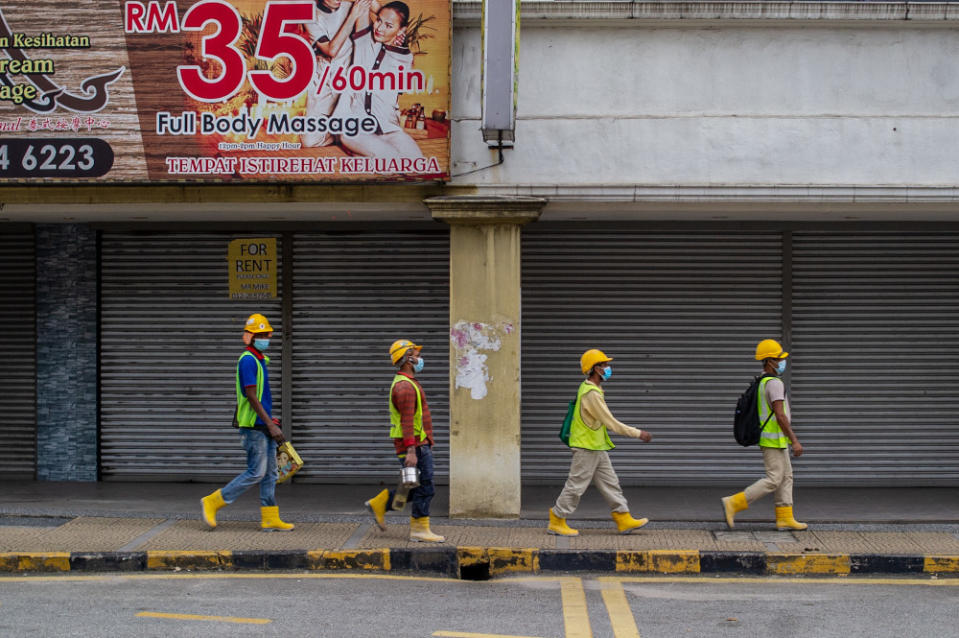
[235,351,268,428]
[389,374,427,443]
[758,376,790,448]
[568,381,615,451]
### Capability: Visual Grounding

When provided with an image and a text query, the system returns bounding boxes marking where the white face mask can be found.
[776,359,787,375]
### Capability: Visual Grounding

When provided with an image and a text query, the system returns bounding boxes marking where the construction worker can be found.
[721,339,807,530]
[364,339,445,543]
[548,349,653,537]
[201,314,294,532]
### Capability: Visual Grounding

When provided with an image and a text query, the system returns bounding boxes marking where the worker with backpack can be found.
[721,339,808,531]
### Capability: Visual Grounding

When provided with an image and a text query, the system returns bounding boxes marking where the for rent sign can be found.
[228,237,276,299]
[0,0,451,183]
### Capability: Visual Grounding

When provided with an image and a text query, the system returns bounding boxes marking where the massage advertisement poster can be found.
[0,0,450,183]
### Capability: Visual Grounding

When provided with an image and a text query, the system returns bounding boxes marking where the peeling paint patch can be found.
[488,547,539,575]
[146,550,232,571]
[450,320,514,400]
[766,553,850,575]
[0,552,71,572]
[615,550,701,574]
[321,549,390,571]
[924,555,959,574]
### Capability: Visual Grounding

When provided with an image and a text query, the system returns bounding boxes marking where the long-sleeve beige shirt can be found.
[579,381,645,439]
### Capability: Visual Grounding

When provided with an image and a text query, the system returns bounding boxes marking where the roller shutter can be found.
[790,232,959,485]
[100,233,283,481]
[291,231,449,482]
[0,230,36,477]
[521,227,783,485]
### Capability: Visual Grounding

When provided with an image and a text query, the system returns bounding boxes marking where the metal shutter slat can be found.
[0,232,36,476]
[100,234,283,480]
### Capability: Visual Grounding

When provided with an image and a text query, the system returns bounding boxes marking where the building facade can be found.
[3,2,958,516]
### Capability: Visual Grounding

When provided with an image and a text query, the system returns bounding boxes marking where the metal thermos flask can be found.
[391,467,420,510]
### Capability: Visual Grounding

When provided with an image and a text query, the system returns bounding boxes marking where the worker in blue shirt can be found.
[201,313,294,531]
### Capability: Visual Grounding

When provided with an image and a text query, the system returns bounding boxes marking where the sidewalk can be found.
[2,482,958,578]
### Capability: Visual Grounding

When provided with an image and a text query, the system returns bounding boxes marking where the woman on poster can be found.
[336,1,425,161]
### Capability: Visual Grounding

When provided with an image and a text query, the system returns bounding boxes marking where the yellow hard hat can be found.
[755,339,788,360]
[581,348,613,375]
[389,339,421,365]
[244,313,273,335]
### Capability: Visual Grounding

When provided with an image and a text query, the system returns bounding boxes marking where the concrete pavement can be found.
[2,481,958,577]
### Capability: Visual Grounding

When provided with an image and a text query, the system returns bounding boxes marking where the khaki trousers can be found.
[552,448,630,518]
[744,446,794,507]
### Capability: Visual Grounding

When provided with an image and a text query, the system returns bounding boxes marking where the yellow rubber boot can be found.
[611,510,649,534]
[260,506,295,532]
[775,505,808,531]
[547,508,579,537]
[365,489,390,531]
[721,492,749,529]
[409,516,445,543]
[201,489,226,529]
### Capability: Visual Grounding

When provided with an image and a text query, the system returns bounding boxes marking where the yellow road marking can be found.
[433,632,547,638]
[559,577,592,638]
[599,579,640,638]
[136,611,270,625]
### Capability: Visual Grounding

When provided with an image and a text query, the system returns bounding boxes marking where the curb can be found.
[1,550,957,578]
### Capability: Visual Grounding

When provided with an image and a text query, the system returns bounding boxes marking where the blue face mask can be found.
[776,359,787,374]
[254,338,270,351]
[413,356,425,373]
[600,366,612,381]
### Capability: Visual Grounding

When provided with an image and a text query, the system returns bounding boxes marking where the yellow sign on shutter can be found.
[228,238,276,299]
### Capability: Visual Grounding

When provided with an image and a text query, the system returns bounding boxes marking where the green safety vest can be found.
[389,374,427,443]
[758,376,790,448]
[568,381,615,451]
[235,351,268,428]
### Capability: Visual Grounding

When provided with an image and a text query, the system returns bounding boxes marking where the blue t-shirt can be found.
[238,351,272,426]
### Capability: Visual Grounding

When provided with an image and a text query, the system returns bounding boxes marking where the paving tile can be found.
[568,529,766,552]
[139,520,358,551]
[357,524,554,550]
[905,532,959,554]
[0,518,163,552]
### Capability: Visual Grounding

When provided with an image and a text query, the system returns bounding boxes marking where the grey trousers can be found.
[552,448,630,518]
[744,446,794,507]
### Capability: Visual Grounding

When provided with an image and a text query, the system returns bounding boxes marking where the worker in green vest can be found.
[364,339,445,543]
[201,313,294,532]
[548,349,653,537]
[721,339,807,530]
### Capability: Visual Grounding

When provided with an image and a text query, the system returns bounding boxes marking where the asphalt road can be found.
[0,573,957,638]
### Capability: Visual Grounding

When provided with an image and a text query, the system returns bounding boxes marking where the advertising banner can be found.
[0,0,451,183]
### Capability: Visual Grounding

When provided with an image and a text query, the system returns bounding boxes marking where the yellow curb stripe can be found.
[136,611,270,625]
[599,578,641,638]
[488,548,539,575]
[146,551,232,570]
[603,575,959,586]
[924,556,959,574]
[766,553,850,575]
[320,549,390,571]
[559,577,593,638]
[615,551,700,574]
[458,546,488,567]
[0,552,70,572]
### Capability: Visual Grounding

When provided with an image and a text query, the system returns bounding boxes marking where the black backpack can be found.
[733,374,775,446]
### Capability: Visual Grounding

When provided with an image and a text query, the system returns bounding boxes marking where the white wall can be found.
[451,14,959,188]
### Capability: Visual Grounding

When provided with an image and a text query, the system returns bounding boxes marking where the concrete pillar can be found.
[35,224,98,481]
[426,196,545,518]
